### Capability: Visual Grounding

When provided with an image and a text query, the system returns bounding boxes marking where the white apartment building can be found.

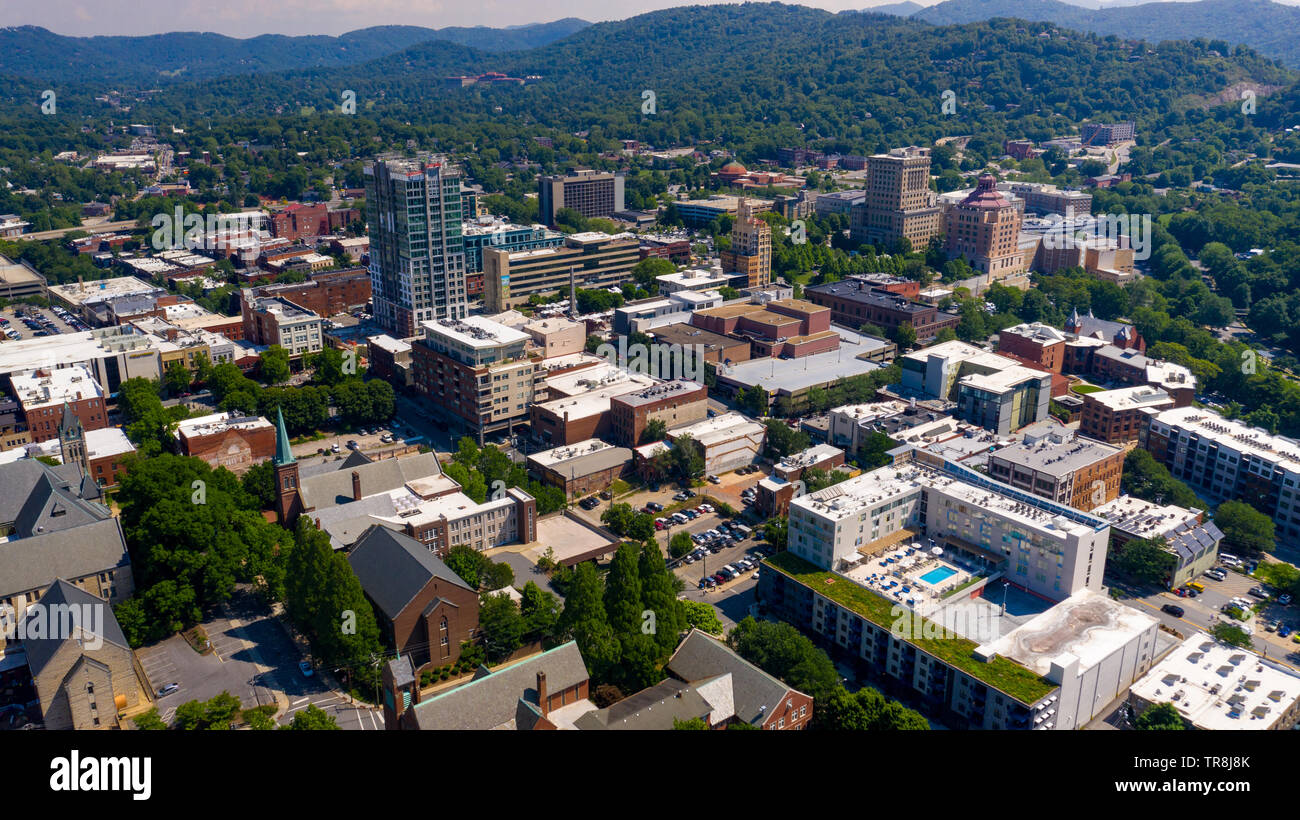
[788,448,1110,601]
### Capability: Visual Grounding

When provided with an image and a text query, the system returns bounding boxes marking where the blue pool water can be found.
[919,566,958,585]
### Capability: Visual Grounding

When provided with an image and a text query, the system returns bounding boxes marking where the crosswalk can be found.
[282,693,382,730]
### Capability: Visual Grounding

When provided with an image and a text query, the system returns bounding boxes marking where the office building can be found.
[239,294,324,359]
[482,232,640,313]
[527,438,634,499]
[720,198,772,289]
[1080,122,1136,146]
[849,147,941,250]
[1093,495,1223,588]
[1129,632,1300,730]
[805,278,959,342]
[943,174,1026,282]
[365,155,468,336]
[608,380,709,447]
[1080,386,1174,444]
[410,316,536,442]
[461,217,564,274]
[988,427,1125,511]
[10,367,109,443]
[899,340,1050,436]
[538,170,625,226]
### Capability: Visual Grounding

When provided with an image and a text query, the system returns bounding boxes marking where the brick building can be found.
[10,367,109,443]
[348,526,480,670]
[987,426,1125,511]
[174,412,275,474]
[527,439,633,498]
[805,278,959,343]
[245,268,371,319]
[1079,386,1174,444]
[608,380,709,447]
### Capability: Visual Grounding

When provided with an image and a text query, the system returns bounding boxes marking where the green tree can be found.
[479,592,525,661]
[519,581,561,643]
[1214,500,1275,555]
[639,540,687,655]
[764,419,810,458]
[164,359,192,396]
[673,717,709,730]
[259,345,291,385]
[1135,701,1187,730]
[281,704,340,730]
[640,418,669,444]
[133,708,169,730]
[1210,622,1254,649]
[682,600,724,635]
[763,516,789,551]
[444,545,487,589]
[1110,537,1177,587]
[482,561,515,592]
[603,543,644,636]
[669,530,694,559]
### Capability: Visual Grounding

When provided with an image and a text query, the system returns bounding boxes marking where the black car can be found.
[1161,604,1185,618]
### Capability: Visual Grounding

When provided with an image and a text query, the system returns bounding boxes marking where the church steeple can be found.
[272,407,301,526]
[58,402,88,477]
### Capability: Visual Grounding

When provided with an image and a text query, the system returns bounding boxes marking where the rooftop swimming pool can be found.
[919,566,958,586]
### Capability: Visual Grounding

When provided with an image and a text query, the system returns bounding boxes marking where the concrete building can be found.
[0,326,163,395]
[711,330,891,411]
[1080,386,1174,444]
[1080,122,1136,146]
[756,443,847,517]
[538,170,625,226]
[655,267,741,296]
[1141,406,1300,549]
[482,231,640,312]
[461,217,564,274]
[720,198,772,289]
[530,364,657,447]
[899,341,1050,436]
[987,426,1125,511]
[527,438,633,498]
[673,195,773,228]
[48,276,164,325]
[0,254,46,300]
[1128,633,1300,730]
[786,447,1110,600]
[1093,495,1223,588]
[613,290,726,335]
[849,147,941,250]
[175,412,275,474]
[365,155,468,336]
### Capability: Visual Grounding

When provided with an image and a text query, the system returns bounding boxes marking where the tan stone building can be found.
[944,175,1026,282]
[720,198,772,289]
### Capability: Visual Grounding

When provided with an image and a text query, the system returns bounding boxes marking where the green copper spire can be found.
[274,407,295,465]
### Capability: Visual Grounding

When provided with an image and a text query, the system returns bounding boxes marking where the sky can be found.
[0,0,1297,38]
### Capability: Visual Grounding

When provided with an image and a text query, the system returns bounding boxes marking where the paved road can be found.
[17,219,140,241]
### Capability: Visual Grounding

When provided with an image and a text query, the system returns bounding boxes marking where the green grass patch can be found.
[1070,384,1104,395]
[941,575,985,599]
[764,551,1056,704]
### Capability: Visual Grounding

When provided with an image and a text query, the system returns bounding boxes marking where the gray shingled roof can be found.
[300,452,441,510]
[21,579,129,677]
[0,517,130,599]
[666,629,805,726]
[0,460,104,535]
[573,677,717,730]
[409,641,590,730]
[346,526,474,620]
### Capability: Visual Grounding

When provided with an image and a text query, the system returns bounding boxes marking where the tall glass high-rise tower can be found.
[365,155,468,337]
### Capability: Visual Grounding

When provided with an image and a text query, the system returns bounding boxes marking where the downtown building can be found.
[365,156,469,337]
[805,277,959,343]
[719,198,772,289]
[760,445,1160,730]
[482,231,641,313]
[943,175,1027,284]
[538,170,625,226]
[1141,406,1300,549]
[986,426,1125,512]
[848,147,942,251]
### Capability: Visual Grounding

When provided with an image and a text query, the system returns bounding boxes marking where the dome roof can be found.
[719,161,748,175]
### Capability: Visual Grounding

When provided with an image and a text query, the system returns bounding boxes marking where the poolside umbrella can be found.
[931,546,943,556]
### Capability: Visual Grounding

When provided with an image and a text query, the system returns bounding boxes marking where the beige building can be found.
[482,232,640,312]
[850,147,942,250]
[720,198,772,289]
[944,175,1027,282]
[21,579,139,730]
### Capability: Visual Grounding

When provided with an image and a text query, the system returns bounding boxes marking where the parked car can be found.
[599,490,613,500]
[707,475,721,484]
[1249,586,1270,598]
[298,661,314,677]
[1280,594,1293,606]
[698,578,711,589]
[1161,604,1185,618]
[1279,624,1293,638]
[157,682,180,697]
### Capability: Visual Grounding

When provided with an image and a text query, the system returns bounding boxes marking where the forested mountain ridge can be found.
[84,4,1295,163]
[914,0,1300,67]
[0,19,591,85]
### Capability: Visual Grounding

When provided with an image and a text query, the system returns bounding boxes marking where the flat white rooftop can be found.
[422,315,530,349]
[1088,385,1173,411]
[175,412,272,440]
[1146,406,1300,472]
[979,589,1157,677]
[11,365,103,410]
[49,276,159,307]
[1130,632,1300,729]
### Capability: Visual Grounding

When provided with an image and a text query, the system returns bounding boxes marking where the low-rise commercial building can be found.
[239,294,325,359]
[608,380,709,448]
[634,412,765,475]
[987,426,1125,511]
[1129,633,1300,730]
[1093,495,1223,588]
[805,278,959,342]
[1080,386,1173,444]
[10,367,109,443]
[175,412,275,473]
[528,438,633,498]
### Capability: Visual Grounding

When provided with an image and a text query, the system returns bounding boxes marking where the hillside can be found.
[914,0,1300,67]
[0,19,591,85]
[92,3,1293,167]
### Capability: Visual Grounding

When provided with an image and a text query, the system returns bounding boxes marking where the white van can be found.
[733,524,753,538]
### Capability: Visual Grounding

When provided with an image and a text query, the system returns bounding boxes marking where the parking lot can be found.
[1126,561,1300,668]
[0,304,88,342]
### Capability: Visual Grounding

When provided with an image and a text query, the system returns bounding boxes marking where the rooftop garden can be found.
[763,551,1057,705]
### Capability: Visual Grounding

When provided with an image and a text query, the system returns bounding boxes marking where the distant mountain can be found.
[914,0,1300,67]
[863,2,926,15]
[0,19,591,85]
